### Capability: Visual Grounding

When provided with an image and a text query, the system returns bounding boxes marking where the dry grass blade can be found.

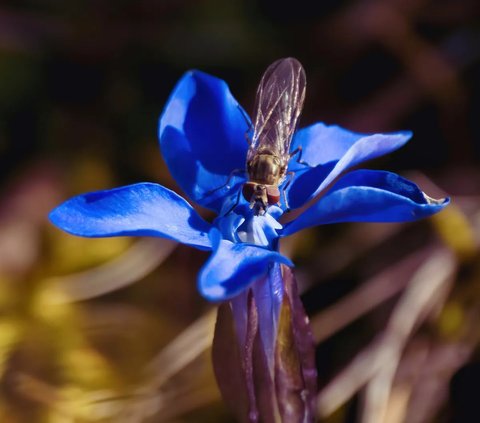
[44,238,176,303]
[310,246,434,343]
[317,247,456,419]
[16,307,218,423]
[144,308,217,390]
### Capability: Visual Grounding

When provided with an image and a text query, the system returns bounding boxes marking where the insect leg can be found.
[281,171,295,212]
[204,168,246,201]
[223,188,242,216]
[289,146,311,167]
[224,168,246,190]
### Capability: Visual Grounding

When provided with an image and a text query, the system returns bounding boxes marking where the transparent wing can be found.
[247,58,306,164]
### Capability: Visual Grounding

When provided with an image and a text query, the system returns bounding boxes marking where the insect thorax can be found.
[246,152,286,185]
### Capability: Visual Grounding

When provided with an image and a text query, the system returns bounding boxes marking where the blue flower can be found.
[49,68,449,303]
[50,64,450,423]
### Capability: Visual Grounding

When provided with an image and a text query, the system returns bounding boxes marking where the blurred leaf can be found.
[0,52,39,110]
[48,231,131,274]
[437,301,465,340]
[60,347,118,390]
[69,157,115,194]
[430,203,476,260]
[0,318,23,376]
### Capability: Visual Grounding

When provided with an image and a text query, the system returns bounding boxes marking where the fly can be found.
[242,57,307,216]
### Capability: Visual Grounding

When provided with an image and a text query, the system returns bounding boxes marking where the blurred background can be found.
[0,0,479,422]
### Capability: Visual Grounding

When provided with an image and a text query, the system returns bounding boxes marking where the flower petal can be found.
[282,170,449,236]
[275,267,317,422]
[159,70,250,212]
[212,301,253,423]
[289,123,368,171]
[281,266,317,418]
[198,229,293,301]
[251,264,284,367]
[213,292,280,423]
[49,183,212,249]
[288,123,412,208]
[236,212,282,248]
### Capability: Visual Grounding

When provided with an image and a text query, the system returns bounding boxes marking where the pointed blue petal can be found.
[49,183,212,250]
[198,229,293,301]
[288,123,412,209]
[282,170,449,236]
[159,70,250,212]
[289,123,369,172]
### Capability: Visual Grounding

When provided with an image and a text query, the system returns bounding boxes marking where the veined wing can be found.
[247,58,306,164]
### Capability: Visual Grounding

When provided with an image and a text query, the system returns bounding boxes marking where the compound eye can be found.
[266,186,280,205]
[242,183,256,202]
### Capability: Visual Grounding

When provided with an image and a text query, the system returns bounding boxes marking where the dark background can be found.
[0,1,479,422]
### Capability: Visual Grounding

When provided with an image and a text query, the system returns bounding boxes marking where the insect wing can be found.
[248,58,306,164]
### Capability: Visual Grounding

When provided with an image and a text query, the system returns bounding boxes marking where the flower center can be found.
[214,205,283,248]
